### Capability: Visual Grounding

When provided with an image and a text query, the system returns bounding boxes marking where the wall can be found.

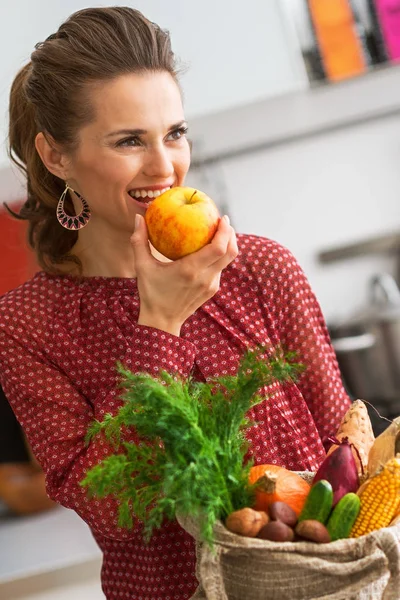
[0,0,306,168]
[188,110,400,324]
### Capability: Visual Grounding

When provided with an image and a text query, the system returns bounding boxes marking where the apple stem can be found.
[189,191,197,203]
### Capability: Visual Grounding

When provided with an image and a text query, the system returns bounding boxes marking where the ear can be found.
[35,132,71,180]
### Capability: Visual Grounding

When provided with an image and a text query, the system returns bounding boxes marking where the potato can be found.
[295,519,331,543]
[225,508,269,537]
[268,501,298,527]
[257,520,295,542]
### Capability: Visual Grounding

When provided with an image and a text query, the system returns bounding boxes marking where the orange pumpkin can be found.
[249,464,310,516]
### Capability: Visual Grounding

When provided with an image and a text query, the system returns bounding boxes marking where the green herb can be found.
[80,346,304,546]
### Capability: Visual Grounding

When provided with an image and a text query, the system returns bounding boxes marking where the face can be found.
[64,71,191,233]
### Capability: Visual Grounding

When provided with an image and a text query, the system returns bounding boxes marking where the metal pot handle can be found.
[369,273,400,308]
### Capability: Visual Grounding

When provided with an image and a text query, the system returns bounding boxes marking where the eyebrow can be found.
[104,120,187,138]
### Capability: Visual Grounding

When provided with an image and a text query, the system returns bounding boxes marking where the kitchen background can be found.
[1,1,400,598]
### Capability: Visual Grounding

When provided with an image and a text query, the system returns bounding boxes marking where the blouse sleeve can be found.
[0,326,196,541]
[267,244,351,443]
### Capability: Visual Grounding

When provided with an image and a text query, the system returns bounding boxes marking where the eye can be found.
[166,126,188,142]
[116,136,142,148]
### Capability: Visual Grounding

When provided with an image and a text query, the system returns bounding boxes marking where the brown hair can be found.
[8,6,179,273]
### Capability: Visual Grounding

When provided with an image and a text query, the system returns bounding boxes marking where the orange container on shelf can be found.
[307,0,370,81]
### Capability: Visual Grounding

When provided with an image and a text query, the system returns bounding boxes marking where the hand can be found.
[130,214,238,336]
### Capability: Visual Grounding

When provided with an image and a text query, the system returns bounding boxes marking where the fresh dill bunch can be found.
[80,346,304,547]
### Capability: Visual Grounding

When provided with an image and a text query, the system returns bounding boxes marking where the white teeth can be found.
[129,186,171,200]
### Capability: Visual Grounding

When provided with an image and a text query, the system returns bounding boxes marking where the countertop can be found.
[0,502,103,599]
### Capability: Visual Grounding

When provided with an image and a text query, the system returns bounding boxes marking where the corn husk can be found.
[367,417,400,478]
[390,510,400,527]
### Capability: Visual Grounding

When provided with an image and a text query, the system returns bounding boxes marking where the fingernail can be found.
[135,214,141,229]
[224,215,230,225]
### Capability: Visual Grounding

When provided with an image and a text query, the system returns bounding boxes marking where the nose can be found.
[142,143,174,179]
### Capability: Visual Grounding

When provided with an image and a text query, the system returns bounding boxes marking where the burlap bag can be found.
[177,472,400,600]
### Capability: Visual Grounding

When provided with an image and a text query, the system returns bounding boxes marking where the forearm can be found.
[283,300,350,440]
[0,327,198,539]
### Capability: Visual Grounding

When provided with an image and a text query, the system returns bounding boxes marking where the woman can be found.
[0,7,350,599]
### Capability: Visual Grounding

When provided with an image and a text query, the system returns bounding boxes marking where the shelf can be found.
[189,62,400,166]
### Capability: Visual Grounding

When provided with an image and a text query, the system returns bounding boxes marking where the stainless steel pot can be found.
[331,273,400,408]
[332,333,379,400]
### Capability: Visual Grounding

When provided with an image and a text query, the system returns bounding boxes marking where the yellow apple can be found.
[144,187,220,260]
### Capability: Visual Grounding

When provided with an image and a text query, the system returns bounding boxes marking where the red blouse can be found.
[0,233,350,599]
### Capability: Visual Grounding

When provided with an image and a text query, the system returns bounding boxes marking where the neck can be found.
[63,220,171,278]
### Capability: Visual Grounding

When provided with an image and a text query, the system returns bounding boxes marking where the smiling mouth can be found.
[128,186,171,205]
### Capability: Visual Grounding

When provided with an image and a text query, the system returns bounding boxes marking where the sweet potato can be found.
[327,400,374,478]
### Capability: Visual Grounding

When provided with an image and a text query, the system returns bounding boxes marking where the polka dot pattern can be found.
[0,233,350,599]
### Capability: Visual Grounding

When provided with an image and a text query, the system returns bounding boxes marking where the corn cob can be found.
[351,455,400,538]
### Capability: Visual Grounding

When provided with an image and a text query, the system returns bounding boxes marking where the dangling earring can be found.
[56,183,91,230]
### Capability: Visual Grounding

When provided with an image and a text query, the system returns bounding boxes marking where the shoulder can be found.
[0,272,65,337]
[231,233,313,302]
[236,232,293,257]
[0,271,57,309]
[235,232,301,276]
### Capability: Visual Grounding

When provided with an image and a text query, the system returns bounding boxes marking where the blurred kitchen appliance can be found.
[331,273,400,413]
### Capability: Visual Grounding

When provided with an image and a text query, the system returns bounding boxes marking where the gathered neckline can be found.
[37,270,138,293]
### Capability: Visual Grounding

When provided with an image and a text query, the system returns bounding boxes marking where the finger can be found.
[130,214,153,265]
[209,228,238,273]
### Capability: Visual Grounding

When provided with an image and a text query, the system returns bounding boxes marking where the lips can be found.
[128,193,152,207]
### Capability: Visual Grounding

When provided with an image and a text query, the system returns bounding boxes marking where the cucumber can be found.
[326,493,360,541]
[298,479,333,524]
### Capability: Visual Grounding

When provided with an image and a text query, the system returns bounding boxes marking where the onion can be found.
[313,437,360,506]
